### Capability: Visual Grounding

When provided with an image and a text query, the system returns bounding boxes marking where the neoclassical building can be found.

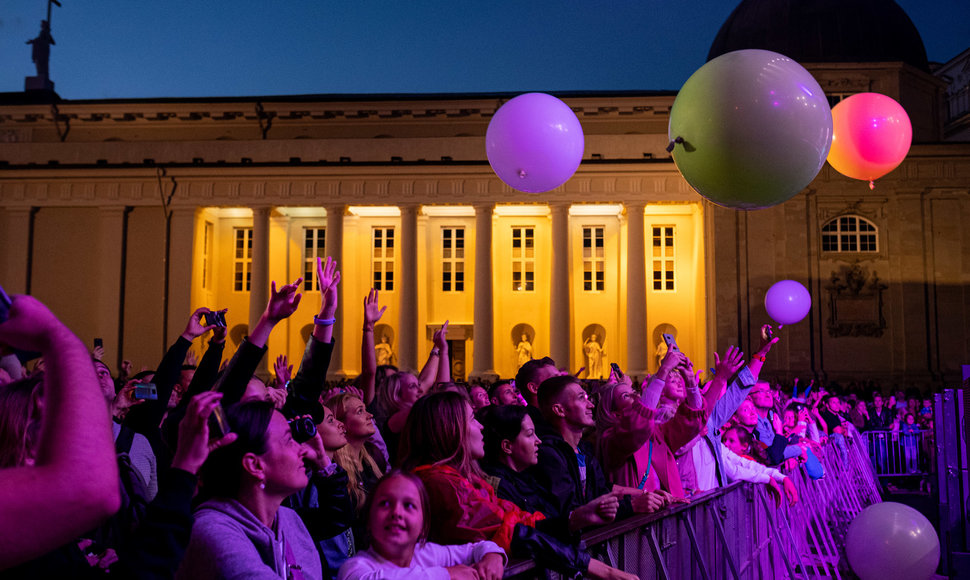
[1,0,969,388]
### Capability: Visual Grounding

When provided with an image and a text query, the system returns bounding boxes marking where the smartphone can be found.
[761,325,774,342]
[133,383,158,401]
[94,337,103,350]
[610,362,623,379]
[662,333,679,353]
[209,404,232,438]
[0,283,11,323]
[204,311,226,328]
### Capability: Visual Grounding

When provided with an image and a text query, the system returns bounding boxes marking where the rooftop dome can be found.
[708,0,929,72]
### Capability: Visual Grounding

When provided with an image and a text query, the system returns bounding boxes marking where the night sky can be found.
[1,1,969,99]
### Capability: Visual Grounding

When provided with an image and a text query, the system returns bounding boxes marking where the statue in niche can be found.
[584,334,605,379]
[516,333,534,368]
[375,334,396,367]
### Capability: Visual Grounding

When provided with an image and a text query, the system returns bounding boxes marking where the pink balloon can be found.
[486,93,584,193]
[765,280,812,325]
[827,93,912,184]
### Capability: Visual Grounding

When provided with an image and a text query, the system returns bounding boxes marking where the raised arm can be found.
[215,278,302,407]
[284,259,340,416]
[359,288,386,405]
[433,320,451,384]
[417,321,449,391]
[642,350,685,409]
[0,296,121,569]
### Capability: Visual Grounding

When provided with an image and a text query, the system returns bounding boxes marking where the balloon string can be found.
[665,136,684,153]
[869,180,875,190]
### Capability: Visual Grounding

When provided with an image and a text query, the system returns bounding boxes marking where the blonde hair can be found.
[327,393,384,509]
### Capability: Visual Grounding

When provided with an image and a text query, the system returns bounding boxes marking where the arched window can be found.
[821,215,878,253]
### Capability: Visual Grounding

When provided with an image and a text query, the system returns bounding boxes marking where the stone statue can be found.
[26,20,55,80]
[516,334,533,368]
[584,334,605,379]
[375,334,395,367]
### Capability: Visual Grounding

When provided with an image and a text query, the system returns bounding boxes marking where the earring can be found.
[259,479,266,490]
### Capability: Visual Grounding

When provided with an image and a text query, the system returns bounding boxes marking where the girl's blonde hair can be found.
[326,393,384,509]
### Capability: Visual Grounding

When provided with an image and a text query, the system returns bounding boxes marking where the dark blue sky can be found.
[2,1,969,99]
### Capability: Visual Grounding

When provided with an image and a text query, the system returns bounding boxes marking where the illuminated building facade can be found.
[2,1,969,388]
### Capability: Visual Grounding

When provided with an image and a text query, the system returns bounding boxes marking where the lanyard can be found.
[637,440,654,490]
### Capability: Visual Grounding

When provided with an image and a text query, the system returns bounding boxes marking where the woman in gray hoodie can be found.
[178,400,322,579]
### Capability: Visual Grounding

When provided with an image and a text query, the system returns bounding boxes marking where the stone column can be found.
[166,207,197,346]
[549,203,570,367]
[0,208,33,293]
[470,203,496,380]
[249,206,272,374]
[326,205,346,379]
[625,203,649,377]
[398,205,419,371]
[96,207,126,366]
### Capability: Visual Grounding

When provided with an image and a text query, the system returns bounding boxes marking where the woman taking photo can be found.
[179,400,321,579]
[399,392,637,580]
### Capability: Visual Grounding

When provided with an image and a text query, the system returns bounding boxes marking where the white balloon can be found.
[846,502,940,580]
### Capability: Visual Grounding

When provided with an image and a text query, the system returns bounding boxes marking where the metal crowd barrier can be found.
[861,428,931,477]
[506,430,881,579]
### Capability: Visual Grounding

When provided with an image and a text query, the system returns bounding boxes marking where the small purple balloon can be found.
[765,280,812,325]
[486,93,585,193]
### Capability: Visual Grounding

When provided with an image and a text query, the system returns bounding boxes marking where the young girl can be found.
[338,470,506,579]
[399,391,637,580]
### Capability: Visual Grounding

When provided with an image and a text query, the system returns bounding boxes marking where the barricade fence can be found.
[506,429,881,579]
[861,429,932,477]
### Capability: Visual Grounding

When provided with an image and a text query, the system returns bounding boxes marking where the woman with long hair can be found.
[179,400,321,579]
[399,391,637,580]
[326,393,387,512]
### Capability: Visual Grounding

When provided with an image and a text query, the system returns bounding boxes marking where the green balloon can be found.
[668,50,833,210]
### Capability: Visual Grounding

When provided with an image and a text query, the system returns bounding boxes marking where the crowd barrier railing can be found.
[861,428,932,477]
[505,430,881,579]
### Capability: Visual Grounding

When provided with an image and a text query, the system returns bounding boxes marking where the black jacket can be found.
[531,430,633,523]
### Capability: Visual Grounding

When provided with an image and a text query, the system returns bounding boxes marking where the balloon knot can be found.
[869,180,875,190]
[518,169,527,179]
[665,136,684,153]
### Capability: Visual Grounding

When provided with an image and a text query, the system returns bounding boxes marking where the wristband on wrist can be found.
[314,316,336,326]
[430,347,440,357]
[753,354,766,362]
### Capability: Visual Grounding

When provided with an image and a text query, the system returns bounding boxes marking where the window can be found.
[442,227,465,292]
[651,225,675,292]
[233,227,253,292]
[373,227,395,291]
[303,228,326,291]
[583,226,605,291]
[821,216,878,253]
[511,227,535,292]
[826,92,855,108]
[202,221,213,290]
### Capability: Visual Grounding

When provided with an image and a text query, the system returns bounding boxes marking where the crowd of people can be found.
[0,259,931,579]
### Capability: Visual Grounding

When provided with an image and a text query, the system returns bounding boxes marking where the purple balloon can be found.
[765,280,811,325]
[486,93,585,193]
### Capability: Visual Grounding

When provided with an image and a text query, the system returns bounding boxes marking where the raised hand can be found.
[265,278,303,323]
[181,307,217,342]
[713,345,745,379]
[171,391,237,475]
[317,256,341,318]
[274,354,293,389]
[433,320,450,350]
[363,288,387,329]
